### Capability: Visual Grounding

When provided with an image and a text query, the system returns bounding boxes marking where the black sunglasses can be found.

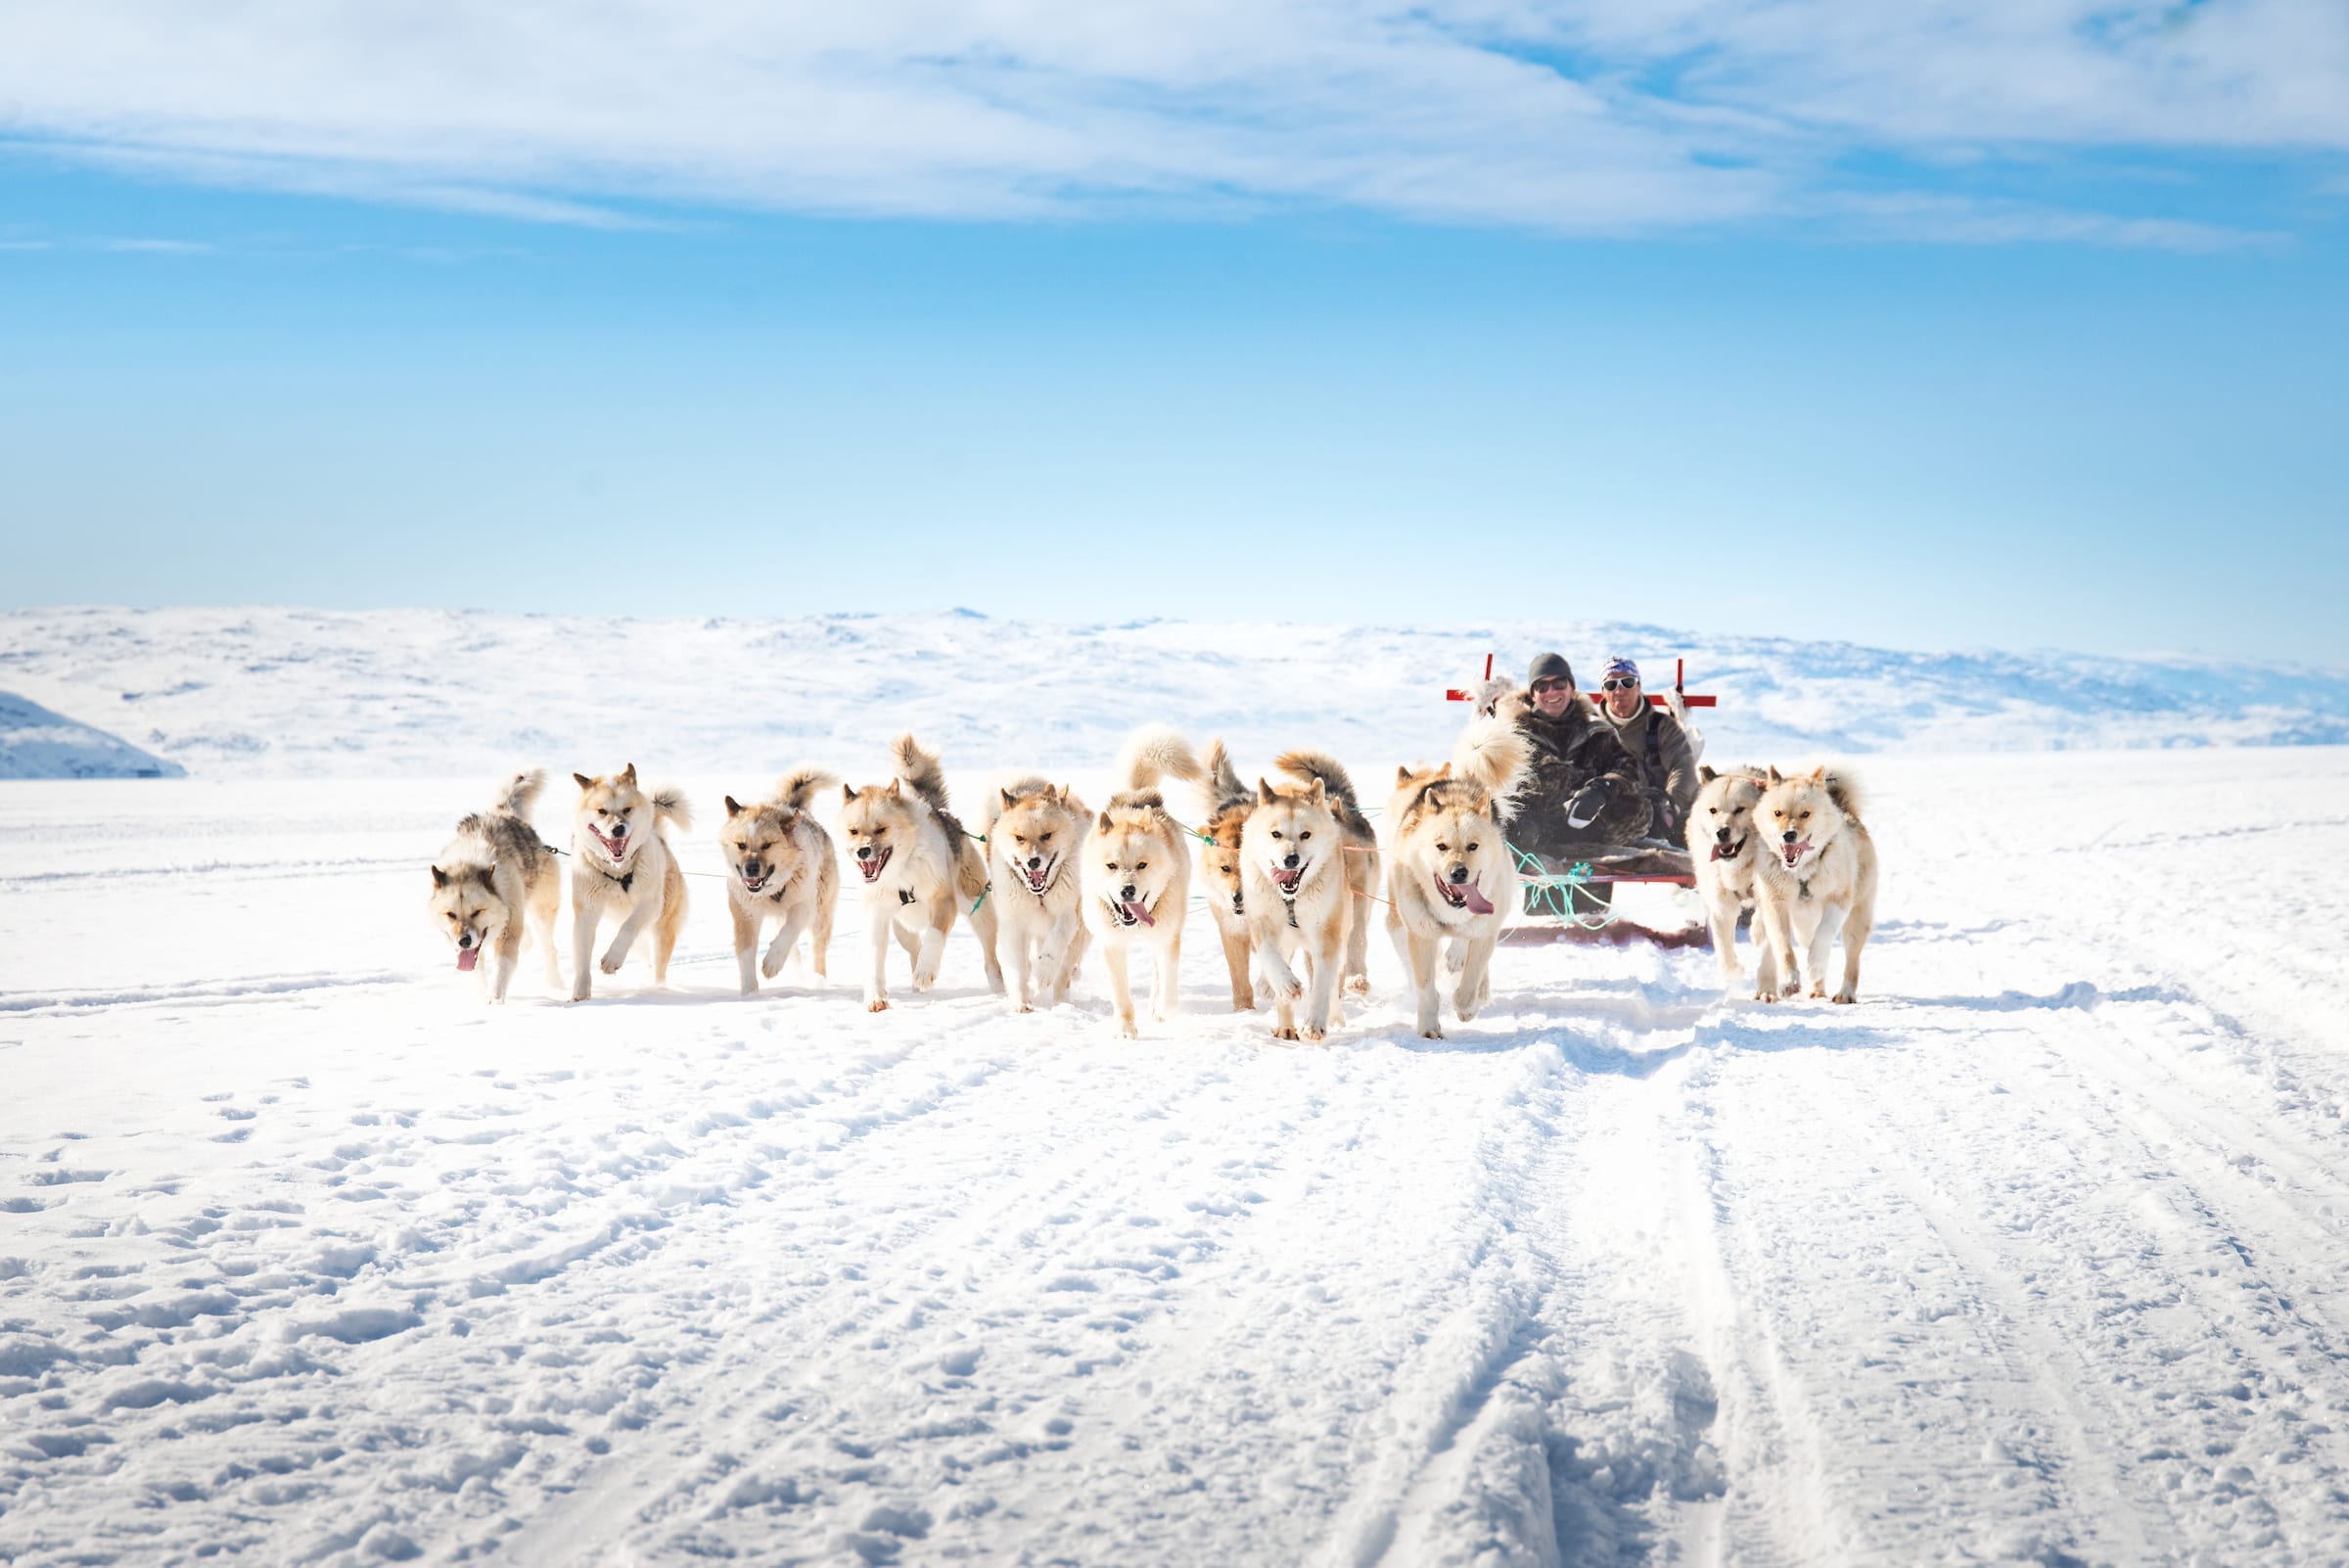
[1530,677,1572,694]
[1600,677,1639,692]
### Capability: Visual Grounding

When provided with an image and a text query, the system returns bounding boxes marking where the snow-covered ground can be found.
[0,692,181,781]
[5,612,2349,1566]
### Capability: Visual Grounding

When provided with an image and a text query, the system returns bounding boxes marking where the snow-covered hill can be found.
[3,606,2344,779]
[0,690,184,779]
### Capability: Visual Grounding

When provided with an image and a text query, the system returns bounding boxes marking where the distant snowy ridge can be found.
[1,607,2343,780]
[0,689,184,779]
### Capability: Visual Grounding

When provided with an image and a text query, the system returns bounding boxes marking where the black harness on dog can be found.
[596,864,634,893]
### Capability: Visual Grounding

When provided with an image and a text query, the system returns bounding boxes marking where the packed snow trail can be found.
[4,748,2347,1566]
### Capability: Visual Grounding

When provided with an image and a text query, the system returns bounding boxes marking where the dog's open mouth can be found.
[1270,864,1305,896]
[1106,898,1154,928]
[588,826,632,862]
[740,871,769,894]
[1779,839,1813,868]
[856,848,893,883]
[1712,837,1747,862]
[456,942,480,972]
[1435,877,1496,914]
[1022,855,1057,894]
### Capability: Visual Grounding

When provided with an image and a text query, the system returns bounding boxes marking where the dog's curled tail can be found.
[1821,768,1865,822]
[1449,718,1532,820]
[495,768,547,819]
[774,766,839,814]
[651,786,694,834]
[1202,738,1249,813]
[1272,749,1363,812]
[1115,725,1204,794]
[890,733,951,814]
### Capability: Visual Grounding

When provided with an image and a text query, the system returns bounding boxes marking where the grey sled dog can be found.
[718,766,840,996]
[569,764,693,1000]
[1752,764,1878,1004]
[428,769,562,1003]
[839,734,1003,1012]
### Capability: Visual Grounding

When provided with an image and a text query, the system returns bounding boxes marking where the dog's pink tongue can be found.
[1783,840,1811,866]
[1123,900,1156,928]
[1461,883,1495,915]
[456,946,480,972]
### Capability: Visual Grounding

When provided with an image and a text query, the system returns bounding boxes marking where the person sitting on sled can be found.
[1591,656,1698,847]
[1487,652,1650,859]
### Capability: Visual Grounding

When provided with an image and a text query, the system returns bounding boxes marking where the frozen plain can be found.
[4,613,2349,1567]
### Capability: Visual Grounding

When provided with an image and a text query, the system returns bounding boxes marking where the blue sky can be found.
[4,0,2347,664]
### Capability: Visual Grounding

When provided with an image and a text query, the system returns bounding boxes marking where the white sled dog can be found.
[839,734,1002,1012]
[1273,751,1381,995]
[1080,727,1204,1038]
[717,766,840,996]
[1241,759,1362,1042]
[1197,740,1262,1011]
[1752,765,1878,1004]
[1385,718,1530,1038]
[984,776,1091,1012]
[569,764,692,1000]
[1689,764,1769,988]
[428,769,563,1003]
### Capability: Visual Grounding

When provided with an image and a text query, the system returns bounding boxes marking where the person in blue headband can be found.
[1591,656,1697,845]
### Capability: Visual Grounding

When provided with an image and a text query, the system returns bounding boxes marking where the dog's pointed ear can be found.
[1766,765,1784,785]
[1436,761,1451,779]
[724,796,744,818]
[1307,777,1327,807]
[1258,778,1276,806]
[842,783,857,805]
[431,865,449,888]
[1463,785,1490,814]
[574,772,594,791]
[472,864,497,886]
[1058,784,1079,807]
[1097,810,1116,834]
[620,762,637,786]
[1002,787,1021,809]
[885,778,902,799]
[1805,765,1828,783]
[1699,763,1718,784]
[1396,765,1414,787]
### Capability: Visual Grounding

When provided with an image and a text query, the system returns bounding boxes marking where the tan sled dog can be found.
[1385,718,1530,1038]
[718,766,840,996]
[1197,739,1262,1011]
[1241,768,1354,1041]
[569,764,691,1000]
[984,776,1091,1012]
[1081,726,1204,1038]
[1272,751,1380,995]
[429,769,562,1004]
[1689,764,1769,988]
[1752,765,1878,1004]
[840,734,1002,1012]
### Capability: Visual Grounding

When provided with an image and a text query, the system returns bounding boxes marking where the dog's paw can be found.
[599,953,624,976]
[1755,987,1780,1003]
[1453,1004,1478,1023]
[1274,980,1305,1002]
[1419,1023,1445,1040]
[1016,1002,1035,1015]
[866,997,890,1013]
[1300,1025,1327,1043]
[1832,989,1858,1005]
[1345,974,1372,995]
[1271,1025,1301,1042]
[761,949,787,980]
[1116,1019,1139,1040]
[739,983,758,997]
[1231,995,1257,1012]
[1809,981,1826,998]
[911,970,939,992]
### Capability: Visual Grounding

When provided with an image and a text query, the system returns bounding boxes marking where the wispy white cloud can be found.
[1,1,2342,243]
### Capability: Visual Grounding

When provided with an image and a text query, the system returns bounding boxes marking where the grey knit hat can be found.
[1527,652,1574,689]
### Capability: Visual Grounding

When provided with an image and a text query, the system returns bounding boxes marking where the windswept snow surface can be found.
[0,692,182,780]
[5,743,2349,1567]
[4,607,2347,781]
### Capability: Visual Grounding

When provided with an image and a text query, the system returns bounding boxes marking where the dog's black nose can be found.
[1120,884,1137,902]
[743,859,761,877]
[1717,827,1732,842]
[1027,855,1042,870]
[1450,865,1469,883]
[610,822,627,837]
[1782,830,1798,844]
[1282,853,1300,868]
[458,932,475,948]
[855,845,873,859]
[1232,893,1244,910]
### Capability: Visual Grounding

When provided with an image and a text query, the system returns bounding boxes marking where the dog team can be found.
[430,700,1877,1036]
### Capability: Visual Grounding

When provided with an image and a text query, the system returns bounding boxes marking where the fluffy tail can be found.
[1115,725,1204,794]
[651,786,693,834]
[1821,768,1865,821]
[1202,738,1250,813]
[890,733,951,814]
[1273,748,1362,812]
[1449,718,1532,818]
[494,768,546,819]
[774,766,838,813]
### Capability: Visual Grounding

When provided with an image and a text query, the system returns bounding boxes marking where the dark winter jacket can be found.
[1599,700,1698,845]
[1493,688,1650,854]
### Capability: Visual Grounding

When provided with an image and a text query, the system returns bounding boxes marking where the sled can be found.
[1447,653,1715,943]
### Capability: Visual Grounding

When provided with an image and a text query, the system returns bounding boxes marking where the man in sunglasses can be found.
[1592,656,1697,846]
[1494,652,1649,865]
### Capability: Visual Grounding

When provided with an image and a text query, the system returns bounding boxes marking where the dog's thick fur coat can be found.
[1272,751,1381,996]
[569,764,692,1000]
[718,766,840,995]
[1197,740,1261,1011]
[983,776,1091,1012]
[1080,726,1203,1038]
[1752,765,1878,1004]
[840,735,1001,1011]
[1689,764,1768,987]
[429,770,562,1003]
[1241,760,1363,1042]
[1384,718,1530,1038]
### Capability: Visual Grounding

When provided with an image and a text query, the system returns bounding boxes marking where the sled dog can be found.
[1751,765,1878,1004]
[1241,763,1358,1041]
[840,734,1002,1012]
[1689,764,1769,987]
[1272,751,1380,995]
[1080,726,1204,1038]
[1198,739,1262,1011]
[569,764,692,1000]
[984,776,1091,1011]
[429,769,562,1003]
[1385,718,1530,1038]
[718,766,840,995]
